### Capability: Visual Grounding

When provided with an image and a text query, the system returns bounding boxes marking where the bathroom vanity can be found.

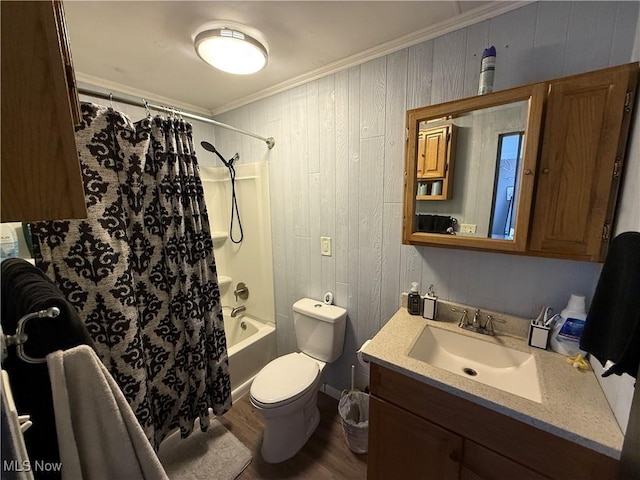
[363,308,622,480]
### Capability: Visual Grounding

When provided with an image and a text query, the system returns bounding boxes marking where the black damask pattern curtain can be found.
[31,103,231,448]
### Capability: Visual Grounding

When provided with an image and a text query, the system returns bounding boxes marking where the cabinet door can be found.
[1,1,86,222]
[367,396,462,480]
[528,64,637,261]
[419,126,449,179]
[462,440,550,480]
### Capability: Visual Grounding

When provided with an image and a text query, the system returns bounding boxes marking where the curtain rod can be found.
[77,88,275,149]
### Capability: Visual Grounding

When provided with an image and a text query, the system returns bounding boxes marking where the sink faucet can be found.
[230,305,246,317]
[458,308,495,336]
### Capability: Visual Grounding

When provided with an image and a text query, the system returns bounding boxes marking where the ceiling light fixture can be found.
[195,28,268,75]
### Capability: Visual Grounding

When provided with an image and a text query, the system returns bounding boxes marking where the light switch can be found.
[321,236,332,256]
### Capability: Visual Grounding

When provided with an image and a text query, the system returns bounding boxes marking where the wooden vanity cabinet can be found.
[368,363,619,480]
[528,63,638,262]
[368,396,462,480]
[1,0,87,222]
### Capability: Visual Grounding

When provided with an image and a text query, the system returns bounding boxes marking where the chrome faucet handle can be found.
[234,282,249,301]
[451,308,468,328]
[484,314,495,335]
[472,309,481,327]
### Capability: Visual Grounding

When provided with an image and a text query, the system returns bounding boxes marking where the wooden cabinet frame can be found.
[404,84,545,253]
[1,1,86,222]
[403,63,639,262]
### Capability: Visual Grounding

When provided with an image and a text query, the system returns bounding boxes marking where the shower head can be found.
[200,141,217,154]
[200,141,238,168]
[201,140,228,166]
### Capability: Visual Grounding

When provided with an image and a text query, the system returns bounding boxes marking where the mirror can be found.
[403,84,546,253]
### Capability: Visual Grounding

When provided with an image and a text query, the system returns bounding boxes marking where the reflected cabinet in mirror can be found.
[403,84,546,253]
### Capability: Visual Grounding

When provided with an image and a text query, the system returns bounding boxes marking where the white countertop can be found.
[362,307,624,459]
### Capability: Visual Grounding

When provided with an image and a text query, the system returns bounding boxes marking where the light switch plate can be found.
[321,236,332,256]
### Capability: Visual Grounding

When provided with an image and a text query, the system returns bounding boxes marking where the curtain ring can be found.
[142,99,151,118]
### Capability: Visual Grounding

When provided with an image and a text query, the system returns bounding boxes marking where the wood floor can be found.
[218,392,368,479]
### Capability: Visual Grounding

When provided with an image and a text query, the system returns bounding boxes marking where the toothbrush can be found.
[544,313,560,327]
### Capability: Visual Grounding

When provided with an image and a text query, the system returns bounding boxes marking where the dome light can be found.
[195,28,267,75]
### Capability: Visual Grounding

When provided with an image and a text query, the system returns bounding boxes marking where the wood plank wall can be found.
[212,2,639,395]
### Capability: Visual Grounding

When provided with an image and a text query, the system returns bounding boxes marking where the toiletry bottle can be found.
[478,46,496,95]
[422,284,438,320]
[408,282,422,315]
[549,294,588,356]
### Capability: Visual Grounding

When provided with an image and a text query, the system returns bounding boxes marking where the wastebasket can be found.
[338,391,369,454]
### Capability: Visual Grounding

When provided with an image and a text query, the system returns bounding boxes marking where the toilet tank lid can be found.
[293,298,347,323]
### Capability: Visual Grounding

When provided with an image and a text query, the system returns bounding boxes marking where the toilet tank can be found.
[293,298,347,363]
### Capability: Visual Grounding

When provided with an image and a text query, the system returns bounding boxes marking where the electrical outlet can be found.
[460,224,477,234]
[321,236,332,256]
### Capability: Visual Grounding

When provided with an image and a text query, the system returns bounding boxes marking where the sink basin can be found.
[408,326,542,403]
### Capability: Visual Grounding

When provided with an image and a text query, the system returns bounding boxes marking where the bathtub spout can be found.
[230,305,246,317]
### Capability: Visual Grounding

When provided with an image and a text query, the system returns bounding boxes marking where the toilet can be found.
[249,298,347,463]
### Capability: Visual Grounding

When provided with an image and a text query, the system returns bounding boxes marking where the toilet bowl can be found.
[250,352,325,463]
[249,298,347,463]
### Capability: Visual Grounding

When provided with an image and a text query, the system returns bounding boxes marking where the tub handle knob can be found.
[234,282,249,301]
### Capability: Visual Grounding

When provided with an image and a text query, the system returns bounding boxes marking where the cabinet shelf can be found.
[416,194,446,201]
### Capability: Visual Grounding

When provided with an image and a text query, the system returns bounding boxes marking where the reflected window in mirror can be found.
[489,132,524,240]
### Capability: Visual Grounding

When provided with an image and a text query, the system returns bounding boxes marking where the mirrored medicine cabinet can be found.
[402,62,639,262]
[403,84,546,254]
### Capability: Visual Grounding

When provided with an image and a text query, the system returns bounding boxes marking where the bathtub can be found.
[223,307,276,402]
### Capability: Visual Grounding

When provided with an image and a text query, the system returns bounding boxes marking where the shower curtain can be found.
[30,103,231,448]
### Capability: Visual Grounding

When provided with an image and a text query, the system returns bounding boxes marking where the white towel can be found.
[47,345,168,480]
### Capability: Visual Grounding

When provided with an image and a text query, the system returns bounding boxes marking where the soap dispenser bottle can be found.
[408,282,422,315]
[422,284,438,320]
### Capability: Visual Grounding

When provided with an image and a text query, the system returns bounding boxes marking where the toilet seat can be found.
[250,353,320,408]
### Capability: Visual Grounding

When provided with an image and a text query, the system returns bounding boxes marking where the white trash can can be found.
[338,391,369,454]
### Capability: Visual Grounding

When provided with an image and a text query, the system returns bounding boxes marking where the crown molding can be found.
[75,72,213,117]
[210,1,532,115]
[76,1,532,119]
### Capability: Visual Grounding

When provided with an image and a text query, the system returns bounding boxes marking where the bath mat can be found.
[157,419,252,480]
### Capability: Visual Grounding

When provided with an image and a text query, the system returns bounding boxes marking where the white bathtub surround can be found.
[200,161,275,326]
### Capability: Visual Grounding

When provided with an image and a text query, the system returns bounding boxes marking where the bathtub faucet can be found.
[230,305,246,317]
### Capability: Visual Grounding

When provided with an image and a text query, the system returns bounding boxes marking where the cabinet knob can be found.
[542,167,550,174]
[524,169,532,175]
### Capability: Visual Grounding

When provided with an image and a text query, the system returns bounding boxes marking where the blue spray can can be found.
[478,46,496,95]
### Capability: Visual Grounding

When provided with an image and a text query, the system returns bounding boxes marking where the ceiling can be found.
[64,1,514,115]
